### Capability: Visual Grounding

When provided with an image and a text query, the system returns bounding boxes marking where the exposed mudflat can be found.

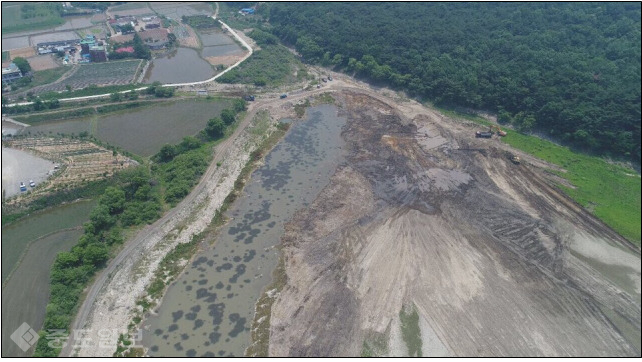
[267,91,641,357]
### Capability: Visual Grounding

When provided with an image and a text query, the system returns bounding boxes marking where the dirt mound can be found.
[267,90,640,357]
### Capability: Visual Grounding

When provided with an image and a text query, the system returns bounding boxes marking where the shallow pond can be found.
[145,47,215,84]
[28,99,231,157]
[142,105,348,356]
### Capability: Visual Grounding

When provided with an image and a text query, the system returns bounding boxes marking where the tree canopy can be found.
[265,2,641,160]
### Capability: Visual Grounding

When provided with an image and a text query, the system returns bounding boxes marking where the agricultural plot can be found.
[170,23,199,48]
[149,2,212,19]
[28,99,231,156]
[27,54,61,71]
[1,36,30,51]
[3,137,136,206]
[30,31,79,46]
[108,2,155,17]
[1,2,65,33]
[34,59,142,94]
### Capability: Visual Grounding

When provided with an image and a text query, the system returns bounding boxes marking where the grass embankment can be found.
[38,84,142,101]
[441,108,641,244]
[13,101,151,125]
[32,98,249,357]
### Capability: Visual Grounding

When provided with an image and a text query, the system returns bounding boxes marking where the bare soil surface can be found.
[267,90,641,357]
[27,54,60,71]
[9,46,36,59]
[205,54,245,67]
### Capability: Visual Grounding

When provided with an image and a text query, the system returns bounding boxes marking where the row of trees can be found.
[34,167,160,356]
[33,96,248,356]
[264,2,641,160]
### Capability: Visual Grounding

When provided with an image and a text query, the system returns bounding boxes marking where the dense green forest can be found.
[262,2,641,160]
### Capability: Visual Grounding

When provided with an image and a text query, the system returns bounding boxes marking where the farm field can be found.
[1,2,65,34]
[1,199,94,357]
[29,31,79,46]
[33,60,142,94]
[2,137,136,206]
[26,54,61,71]
[149,2,212,18]
[1,36,30,51]
[28,99,232,157]
[1,200,94,283]
[108,2,155,17]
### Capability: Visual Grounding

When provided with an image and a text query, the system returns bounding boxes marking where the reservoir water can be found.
[142,104,347,356]
[145,47,215,84]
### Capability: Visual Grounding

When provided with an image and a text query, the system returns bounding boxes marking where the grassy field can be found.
[217,44,306,87]
[502,131,641,243]
[1,2,65,34]
[440,107,641,244]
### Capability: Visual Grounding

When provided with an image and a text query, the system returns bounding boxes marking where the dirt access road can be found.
[60,78,356,357]
[265,90,641,357]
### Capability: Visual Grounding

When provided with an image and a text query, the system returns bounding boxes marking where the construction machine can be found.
[490,125,507,137]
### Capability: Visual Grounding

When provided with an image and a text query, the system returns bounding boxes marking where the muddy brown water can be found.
[142,105,348,356]
[144,47,215,84]
[1,200,95,357]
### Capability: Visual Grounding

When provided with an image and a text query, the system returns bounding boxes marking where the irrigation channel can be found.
[142,104,348,356]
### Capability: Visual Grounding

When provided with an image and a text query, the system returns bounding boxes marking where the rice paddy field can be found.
[149,2,213,19]
[1,2,65,34]
[108,2,155,17]
[1,200,94,357]
[28,99,232,157]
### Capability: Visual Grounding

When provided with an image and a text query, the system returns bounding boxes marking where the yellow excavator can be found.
[490,125,507,137]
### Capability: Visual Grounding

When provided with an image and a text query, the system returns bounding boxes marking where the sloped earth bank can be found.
[266,91,641,357]
[142,105,348,356]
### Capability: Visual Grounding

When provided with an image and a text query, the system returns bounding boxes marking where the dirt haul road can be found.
[60,80,355,357]
[266,90,641,357]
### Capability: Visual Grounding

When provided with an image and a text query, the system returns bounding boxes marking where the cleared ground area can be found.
[1,147,54,198]
[265,91,641,357]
